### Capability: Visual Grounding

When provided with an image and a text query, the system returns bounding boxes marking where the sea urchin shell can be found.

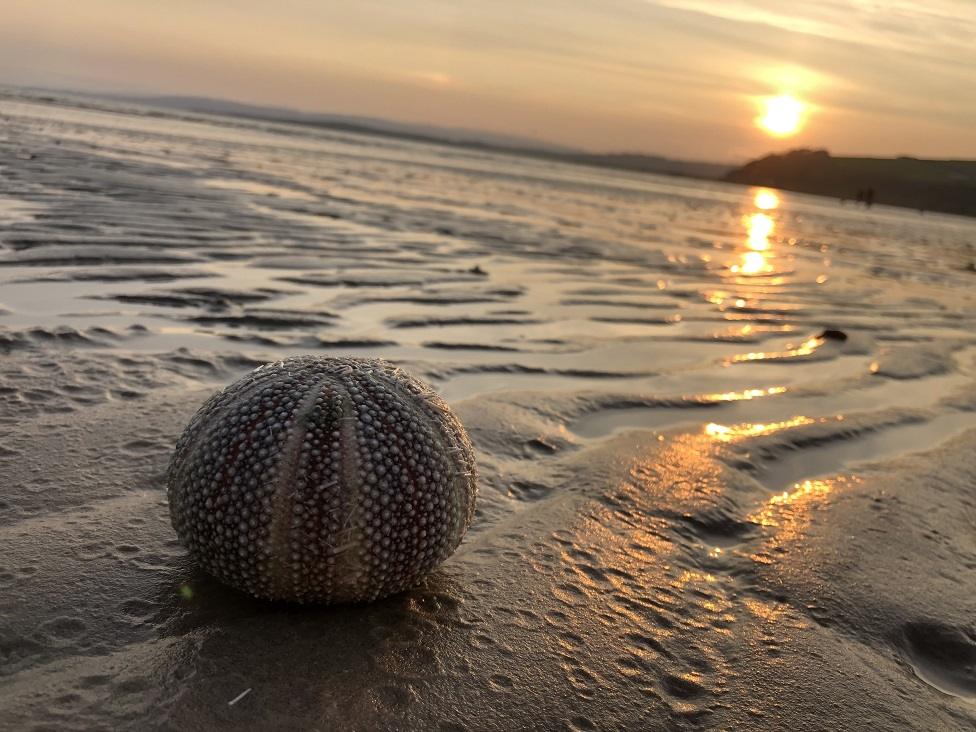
[166,356,478,604]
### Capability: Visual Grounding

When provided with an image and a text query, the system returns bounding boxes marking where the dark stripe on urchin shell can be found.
[166,356,478,604]
[289,381,345,602]
[264,377,333,600]
[332,380,366,599]
[167,365,328,599]
[345,364,475,600]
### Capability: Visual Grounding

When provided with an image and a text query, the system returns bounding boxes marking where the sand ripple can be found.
[1,90,975,730]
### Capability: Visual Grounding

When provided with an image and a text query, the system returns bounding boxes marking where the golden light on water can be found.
[730,189,780,275]
[705,416,815,442]
[746,212,773,251]
[731,250,770,275]
[702,386,787,402]
[756,94,805,137]
[750,476,861,529]
[729,335,825,363]
[754,189,779,210]
[795,336,822,355]
[769,479,833,506]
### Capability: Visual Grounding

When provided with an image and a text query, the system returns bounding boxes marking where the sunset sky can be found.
[2,0,974,161]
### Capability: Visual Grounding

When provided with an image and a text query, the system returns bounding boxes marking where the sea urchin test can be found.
[166,356,478,604]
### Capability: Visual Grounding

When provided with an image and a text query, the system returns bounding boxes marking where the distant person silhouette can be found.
[865,187,875,208]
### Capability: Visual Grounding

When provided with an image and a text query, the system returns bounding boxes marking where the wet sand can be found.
[1,89,975,730]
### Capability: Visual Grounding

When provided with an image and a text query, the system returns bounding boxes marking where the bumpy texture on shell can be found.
[166,356,478,604]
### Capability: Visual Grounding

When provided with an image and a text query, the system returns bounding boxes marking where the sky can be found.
[2,0,974,162]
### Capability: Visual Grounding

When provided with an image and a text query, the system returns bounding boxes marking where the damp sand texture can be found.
[1,90,976,731]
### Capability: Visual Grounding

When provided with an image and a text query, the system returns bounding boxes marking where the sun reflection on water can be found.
[704,416,815,442]
[745,213,773,251]
[702,386,787,402]
[750,476,859,528]
[730,190,783,275]
[770,479,832,506]
[731,251,769,275]
[729,335,825,363]
[754,189,779,210]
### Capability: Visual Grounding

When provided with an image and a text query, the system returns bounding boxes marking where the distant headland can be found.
[724,149,976,218]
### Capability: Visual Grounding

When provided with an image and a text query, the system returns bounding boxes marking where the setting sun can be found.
[757,94,805,137]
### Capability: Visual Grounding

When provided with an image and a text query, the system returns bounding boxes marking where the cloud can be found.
[405,71,456,88]
[647,0,976,55]
[0,0,973,159]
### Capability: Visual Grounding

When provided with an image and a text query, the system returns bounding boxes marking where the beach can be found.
[1,91,975,730]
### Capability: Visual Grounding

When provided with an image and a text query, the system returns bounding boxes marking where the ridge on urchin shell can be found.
[166,356,478,604]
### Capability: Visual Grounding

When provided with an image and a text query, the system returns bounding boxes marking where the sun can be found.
[757,94,805,137]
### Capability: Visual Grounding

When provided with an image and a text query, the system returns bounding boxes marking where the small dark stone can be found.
[818,329,848,341]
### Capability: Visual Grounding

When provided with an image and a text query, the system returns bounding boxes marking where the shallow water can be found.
[1,90,975,730]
